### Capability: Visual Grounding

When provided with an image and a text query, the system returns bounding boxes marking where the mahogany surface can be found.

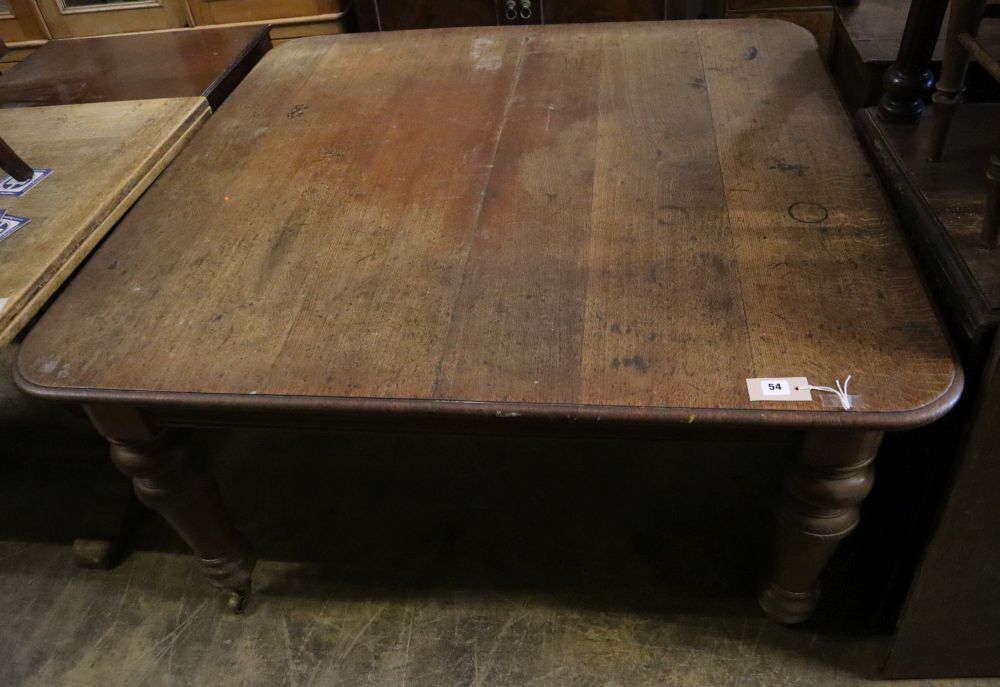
[16,22,959,427]
[14,21,962,619]
[0,26,271,111]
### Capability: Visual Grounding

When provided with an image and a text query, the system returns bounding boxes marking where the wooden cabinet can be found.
[354,0,669,31]
[543,0,667,23]
[186,0,340,25]
[0,0,345,69]
[33,0,188,38]
[355,0,499,31]
[0,0,48,42]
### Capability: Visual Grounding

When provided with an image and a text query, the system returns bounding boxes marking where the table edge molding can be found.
[11,363,965,431]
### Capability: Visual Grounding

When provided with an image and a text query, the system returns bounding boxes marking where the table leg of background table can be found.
[84,405,257,612]
[759,430,881,624]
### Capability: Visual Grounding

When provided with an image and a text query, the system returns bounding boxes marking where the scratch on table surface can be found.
[523,666,568,685]
[113,572,133,623]
[306,603,386,687]
[279,616,300,687]
[471,611,521,687]
[400,609,414,687]
[164,573,192,674]
[130,599,209,687]
[282,610,325,687]
[751,618,765,655]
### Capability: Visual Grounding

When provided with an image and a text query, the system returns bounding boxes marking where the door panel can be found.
[0,0,50,42]
[35,0,189,37]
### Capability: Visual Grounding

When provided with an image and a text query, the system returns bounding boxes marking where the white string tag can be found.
[796,375,853,410]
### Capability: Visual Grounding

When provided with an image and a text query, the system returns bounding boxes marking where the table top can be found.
[15,21,962,430]
[0,97,209,347]
[0,26,270,111]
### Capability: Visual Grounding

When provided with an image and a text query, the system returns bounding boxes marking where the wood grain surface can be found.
[16,21,961,428]
[0,98,210,346]
[0,27,271,111]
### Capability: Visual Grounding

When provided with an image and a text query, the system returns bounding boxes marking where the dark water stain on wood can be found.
[699,252,729,278]
[788,202,829,224]
[613,354,650,373]
[768,158,807,177]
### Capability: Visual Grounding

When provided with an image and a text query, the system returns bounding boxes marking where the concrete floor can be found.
[0,353,997,686]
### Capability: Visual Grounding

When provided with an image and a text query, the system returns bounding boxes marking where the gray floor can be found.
[1,385,997,685]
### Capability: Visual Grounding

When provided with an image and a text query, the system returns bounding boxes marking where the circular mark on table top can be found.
[788,201,829,224]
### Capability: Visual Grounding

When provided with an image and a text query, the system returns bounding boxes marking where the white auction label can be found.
[746,377,813,402]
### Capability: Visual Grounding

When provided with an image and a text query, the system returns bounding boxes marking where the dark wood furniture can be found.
[856,106,1000,356]
[828,0,1000,113]
[351,0,840,46]
[0,25,271,111]
[928,0,1000,245]
[877,0,949,121]
[352,0,670,30]
[15,21,961,620]
[856,105,1000,677]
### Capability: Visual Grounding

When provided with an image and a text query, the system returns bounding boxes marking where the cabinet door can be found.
[0,0,49,42]
[187,0,343,25]
[356,0,497,31]
[34,0,189,37]
[542,0,665,22]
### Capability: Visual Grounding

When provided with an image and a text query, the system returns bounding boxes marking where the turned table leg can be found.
[878,0,949,123]
[759,430,881,624]
[85,405,257,612]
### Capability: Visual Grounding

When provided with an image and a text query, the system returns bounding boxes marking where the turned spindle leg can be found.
[928,0,987,161]
[877,0,948,123]
[759,430,881,624]
[85,405,256,612]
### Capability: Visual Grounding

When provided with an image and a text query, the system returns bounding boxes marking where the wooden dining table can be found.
[14,20,962,622]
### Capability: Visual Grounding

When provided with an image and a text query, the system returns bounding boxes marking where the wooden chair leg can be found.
[984,152,1000,247]
[759,430,881,624]
[0,134,33,182]
[85,405,257,612]
[929,0,988,162]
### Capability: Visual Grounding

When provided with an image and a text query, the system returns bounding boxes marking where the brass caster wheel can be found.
[225,589,249,614]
